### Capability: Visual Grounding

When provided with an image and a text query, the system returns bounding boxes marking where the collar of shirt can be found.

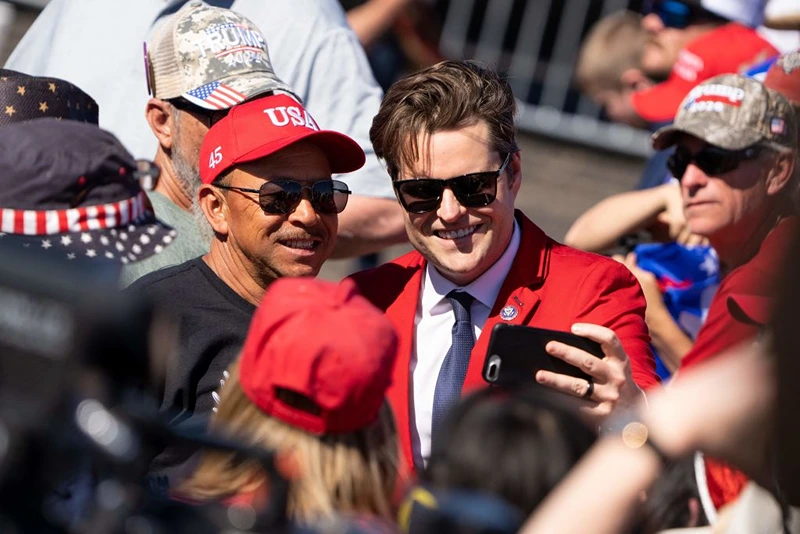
[421,218,521,320]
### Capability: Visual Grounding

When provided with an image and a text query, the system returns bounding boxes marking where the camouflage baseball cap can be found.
[652,74,798,152]
[145,0,295,110]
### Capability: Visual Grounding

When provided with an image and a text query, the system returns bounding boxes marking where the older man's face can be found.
[216,141,337,284]
[677,136,774,243]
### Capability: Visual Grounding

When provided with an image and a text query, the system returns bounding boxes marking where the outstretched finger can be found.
[570,323,626,363]
[535,369,598,402]
[545,340,610,383]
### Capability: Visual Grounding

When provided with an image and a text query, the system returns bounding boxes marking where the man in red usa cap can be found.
[128,93,365,484]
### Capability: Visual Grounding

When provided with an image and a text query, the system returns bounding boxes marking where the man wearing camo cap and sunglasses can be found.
[651,73,797,510]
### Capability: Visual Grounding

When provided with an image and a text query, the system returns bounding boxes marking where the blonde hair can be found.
[178,362,399,523]
[576,11,647,94]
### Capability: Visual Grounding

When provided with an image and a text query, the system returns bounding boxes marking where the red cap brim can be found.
[235,128,366,177]
[631,76,695,124]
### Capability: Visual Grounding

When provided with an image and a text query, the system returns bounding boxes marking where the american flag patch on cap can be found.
[183,81,246,110]
[771,117,786,135]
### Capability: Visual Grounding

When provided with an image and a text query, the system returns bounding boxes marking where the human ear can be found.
[145,98,176,151]
[765,152,796,197]
[198,185,229,236]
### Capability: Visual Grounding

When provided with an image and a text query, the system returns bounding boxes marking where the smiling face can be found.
[217,141,337,284]
[398,122,520,286]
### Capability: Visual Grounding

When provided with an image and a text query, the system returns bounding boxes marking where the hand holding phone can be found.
[482,324,603,388]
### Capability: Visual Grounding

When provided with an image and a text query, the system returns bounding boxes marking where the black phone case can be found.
[482,324,604,387]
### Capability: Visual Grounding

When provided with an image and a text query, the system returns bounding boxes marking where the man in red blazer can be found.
[351,61,658,473]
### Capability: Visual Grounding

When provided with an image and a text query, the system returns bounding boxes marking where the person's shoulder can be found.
[349,250,424,300]
[549,241,625,271]
[233,0,349,31]
[127,257,204,294]
[723,217,798,291]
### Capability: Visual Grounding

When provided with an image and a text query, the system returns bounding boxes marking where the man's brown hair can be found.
[370,60,519,180]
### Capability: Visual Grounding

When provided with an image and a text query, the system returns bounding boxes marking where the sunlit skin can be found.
[640,13,714,80]
[397,122,521,286]
[679,135,785,266]
[200,141,337,304]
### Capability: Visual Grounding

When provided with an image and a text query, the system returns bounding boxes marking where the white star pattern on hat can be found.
[132,244,142,254]
[105,252,114,259]
[116,242,125,252]
[147,227,157,235]
[61,235,72,246]
[100,235,110,246]
[86,249,96,257]
[41,239,52,249]
[80,232,92,243]
[163,235,173,244]
[120,232,128,241]
[67,253,76,260]
[154,245,163,254]
[140,234,151,245]
[120,257,128,264]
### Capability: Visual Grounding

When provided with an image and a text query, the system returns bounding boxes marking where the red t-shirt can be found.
[680,217,797,510]
[681,217,797,370]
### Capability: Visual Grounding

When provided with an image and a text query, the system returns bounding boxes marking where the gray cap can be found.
[652,74,798,152]
[145,0,295,109]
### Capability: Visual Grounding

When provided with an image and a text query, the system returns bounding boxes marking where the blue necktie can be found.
[431,290,475,443]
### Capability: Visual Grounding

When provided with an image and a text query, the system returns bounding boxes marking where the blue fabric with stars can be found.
[634,242,720,379]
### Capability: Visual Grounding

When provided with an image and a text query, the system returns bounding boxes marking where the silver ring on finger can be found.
[582,378,594,400]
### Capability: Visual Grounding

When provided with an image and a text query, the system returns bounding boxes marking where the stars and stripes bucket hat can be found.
[145,1,295,110]
[0,68,99,126]
[0,119,176,265]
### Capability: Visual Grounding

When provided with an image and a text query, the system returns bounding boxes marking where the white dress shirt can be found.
[410,220,521,467]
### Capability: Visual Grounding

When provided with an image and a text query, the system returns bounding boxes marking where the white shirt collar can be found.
[421,219,521,315]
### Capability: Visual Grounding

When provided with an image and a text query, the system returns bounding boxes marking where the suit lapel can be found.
[463,211,551,392]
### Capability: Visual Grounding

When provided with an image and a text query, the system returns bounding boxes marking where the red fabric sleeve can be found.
[570,260,659,390]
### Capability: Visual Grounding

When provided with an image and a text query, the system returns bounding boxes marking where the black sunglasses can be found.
[643,0,725,29]
[214,179,351,215]
[392,153,512,214]
[167,97,229,128]
[667,145,764,180]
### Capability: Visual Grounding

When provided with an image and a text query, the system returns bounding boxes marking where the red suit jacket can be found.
[350,212,658,470]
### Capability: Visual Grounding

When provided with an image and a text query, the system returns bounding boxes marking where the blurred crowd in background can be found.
[0,0,798,533]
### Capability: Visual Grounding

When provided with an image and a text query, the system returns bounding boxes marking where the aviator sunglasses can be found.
[667,144,764,180]
[392,152,512,214]
[214,179,352,215]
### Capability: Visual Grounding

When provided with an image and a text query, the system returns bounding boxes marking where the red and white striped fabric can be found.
[0,191,150,236]
[183,81,246,110]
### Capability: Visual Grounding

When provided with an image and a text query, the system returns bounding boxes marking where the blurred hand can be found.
[622,252,670,325]
[535,323,645,424]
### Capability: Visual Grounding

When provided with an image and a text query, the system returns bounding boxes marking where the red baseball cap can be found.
[632,23,778,123]
[238,277,398,435]
[199,93,366,184]
[764,50,800,106]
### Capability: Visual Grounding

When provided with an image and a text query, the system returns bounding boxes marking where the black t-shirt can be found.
[129,257,256,419]
[127,257,256,482]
